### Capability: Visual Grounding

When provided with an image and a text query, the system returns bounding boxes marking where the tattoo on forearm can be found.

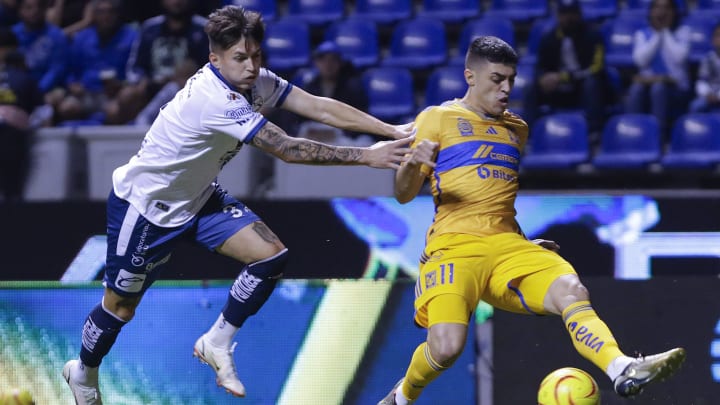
[252,222,280,244]
[252,122,363,164]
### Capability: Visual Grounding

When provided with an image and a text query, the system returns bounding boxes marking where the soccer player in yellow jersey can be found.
[377,36,686,405]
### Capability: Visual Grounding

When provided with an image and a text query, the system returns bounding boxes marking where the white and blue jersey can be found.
[113,63,292,227]
[105,64,292,296]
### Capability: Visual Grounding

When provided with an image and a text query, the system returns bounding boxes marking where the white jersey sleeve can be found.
[111,64,292,227]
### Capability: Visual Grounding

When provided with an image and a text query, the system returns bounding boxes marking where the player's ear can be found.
[209,52,219,67]
[464,68,474,86]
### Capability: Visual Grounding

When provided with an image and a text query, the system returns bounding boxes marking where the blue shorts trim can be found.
[104,185,261,296]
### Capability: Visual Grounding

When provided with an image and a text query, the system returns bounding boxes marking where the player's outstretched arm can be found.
[394,140,438,204]
[280,86,414,140]
[251,121,413,169]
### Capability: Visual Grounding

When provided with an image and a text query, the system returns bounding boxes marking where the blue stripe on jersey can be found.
[435,140,520,173]
[244,117,268,144]
[276,83,294,107]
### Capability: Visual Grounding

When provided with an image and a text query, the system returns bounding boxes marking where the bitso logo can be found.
[477,166,490,178]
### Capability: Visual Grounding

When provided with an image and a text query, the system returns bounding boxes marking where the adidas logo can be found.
[486,126,498,135]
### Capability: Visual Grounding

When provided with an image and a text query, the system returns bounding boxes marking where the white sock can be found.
[205,314,239,348]
[76,359,99,385]
[606,355,634,381]
[394,387,413,405]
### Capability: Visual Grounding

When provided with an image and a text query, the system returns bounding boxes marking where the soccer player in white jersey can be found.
[61,6,429,404]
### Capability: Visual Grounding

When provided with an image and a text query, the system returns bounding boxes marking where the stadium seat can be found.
[263,20,311,71]
[509,61,534,111]
[424,66,466,107]
[324,18,380,68]
[522,113,590,169]
[382,18,448,69]
[578,0,618,21]
[681,13,717,63]
[287,0,344,25]
[661,113,720,168]
[603,15,649,68]
[353,0,412,24]
[523,17,556,66]
[622,0,686,18]
[363,67,415,120]
[593,114,661,168]
[226,0,277,21]
[696,0,720,19]
[450,16,515,65]
[485,0,548,22]
[417,0,481,23]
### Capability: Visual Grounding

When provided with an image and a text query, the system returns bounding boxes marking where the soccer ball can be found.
[0,388,34,405]
[537,367,600,405]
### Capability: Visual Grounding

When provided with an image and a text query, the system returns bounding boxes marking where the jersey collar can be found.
[207,62,242,93]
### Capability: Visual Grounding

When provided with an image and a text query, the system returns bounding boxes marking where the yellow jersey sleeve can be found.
[413,107,442,177]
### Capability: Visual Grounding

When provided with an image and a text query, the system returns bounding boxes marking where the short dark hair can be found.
[465,36,518,68]
[205,5,265,52]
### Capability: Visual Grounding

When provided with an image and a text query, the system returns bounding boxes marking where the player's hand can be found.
[406,139,438,168]
[362,136,415,169]
[532,238,560,252]
[386,122,416,139]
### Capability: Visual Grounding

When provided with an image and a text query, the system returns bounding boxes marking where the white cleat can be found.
[62,360,103,405]
[378,378,415,405]
[193,334,246,397]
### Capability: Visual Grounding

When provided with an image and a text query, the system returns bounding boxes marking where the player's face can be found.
[210,37,262,91]
[465,62,515,116]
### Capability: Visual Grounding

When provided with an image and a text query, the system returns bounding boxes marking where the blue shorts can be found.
[104,186,261,296]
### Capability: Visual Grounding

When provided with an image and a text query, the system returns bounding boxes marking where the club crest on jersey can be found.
[457,118,474,136]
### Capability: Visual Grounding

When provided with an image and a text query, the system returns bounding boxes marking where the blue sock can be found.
[79,302,127,367]
[222,249,289,328]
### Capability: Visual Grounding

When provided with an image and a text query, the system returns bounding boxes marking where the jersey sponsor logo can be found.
[115,269,147,293]
[486,126,498,135]
[473,144,494,159]
[436,140,521,172]
[567,321,605,353]
[131,254,144,267]
[477,166,490,178]
[224,105,254,120]
[145,253,172,272]
[457,118,474,136]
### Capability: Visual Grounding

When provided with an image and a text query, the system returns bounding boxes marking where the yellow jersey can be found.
[414,101,529,243]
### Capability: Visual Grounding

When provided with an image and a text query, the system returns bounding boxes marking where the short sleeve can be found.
[413,107,441,176]
[254,68,294,108]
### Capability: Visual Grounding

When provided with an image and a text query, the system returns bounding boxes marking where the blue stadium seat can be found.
[417,0,481,23]
[523,17,556,66]
[263,20,310,71]
[324,18,379,68]
[485,0,548,22]
[363,67,415,120]
[622,0,686,18]
[603,15,648,68]
[696,0,720,19]
[225,0,277,21]
[450,16,515,65]
[522,113,590,169]
[353,0,412,24]
[287,0,344,25]
[382,18,448,69]
[661,113,720,168]
[578,0,618,21]
[509,61,534,104]
[681,13,717,63]
[593,114,661,168]
[424,66,466,107]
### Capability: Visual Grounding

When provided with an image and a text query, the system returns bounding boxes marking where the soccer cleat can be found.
[62,360,103,405]
[377,378,415,405]
[613,347,686,397]
[193,334,246,397]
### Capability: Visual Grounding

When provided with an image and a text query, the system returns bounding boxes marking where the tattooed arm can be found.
[250,121,415,169]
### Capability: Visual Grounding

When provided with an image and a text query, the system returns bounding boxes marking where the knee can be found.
[545,274,590,314]
[427,328,466,367]
[247,248,289,279]
[103,290,141,322]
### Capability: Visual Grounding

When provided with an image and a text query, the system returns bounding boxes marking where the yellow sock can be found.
[401,342,448,400]
[562,300,625,372]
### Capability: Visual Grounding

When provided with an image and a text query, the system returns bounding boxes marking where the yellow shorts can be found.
[413,232,576,328]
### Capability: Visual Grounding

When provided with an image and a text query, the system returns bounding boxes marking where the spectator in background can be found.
[0,0,19,26]
[116,0,209,123]
[0,28,44,202]
[524,0,607,135]
[46,0,93,37]
[625,0,690,135]
[689,23,720,113]
[12,0,69,96]
[51,0,137,124]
